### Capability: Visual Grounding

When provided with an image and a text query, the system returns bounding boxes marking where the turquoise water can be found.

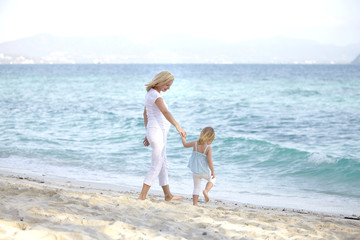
[1,64,359,215]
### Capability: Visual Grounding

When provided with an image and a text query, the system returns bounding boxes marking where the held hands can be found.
[176,126,187,138]
[143,136,150,147]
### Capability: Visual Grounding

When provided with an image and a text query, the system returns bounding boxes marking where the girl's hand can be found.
[143,136,150,147]
[181,132,186,139]
[211,171,216,179]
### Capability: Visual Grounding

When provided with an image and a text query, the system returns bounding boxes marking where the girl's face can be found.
[158,81,173,92]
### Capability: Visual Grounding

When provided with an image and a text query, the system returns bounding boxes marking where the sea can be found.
[1,64,359,216]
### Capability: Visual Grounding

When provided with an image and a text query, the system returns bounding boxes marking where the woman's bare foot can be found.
[165,195,184,202]
[203,190,210,203]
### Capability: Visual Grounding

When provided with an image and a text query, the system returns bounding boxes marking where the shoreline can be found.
[1,170,359,239]
[1,167,356,217]
[1,167,358,216]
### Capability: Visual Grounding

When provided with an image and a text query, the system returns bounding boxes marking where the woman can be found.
[138,71,187,201]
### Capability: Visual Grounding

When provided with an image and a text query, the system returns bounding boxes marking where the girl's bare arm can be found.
[181,136,195,148]
[206,147,215,178]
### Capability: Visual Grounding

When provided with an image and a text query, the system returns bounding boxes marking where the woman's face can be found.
[158,81,173,92]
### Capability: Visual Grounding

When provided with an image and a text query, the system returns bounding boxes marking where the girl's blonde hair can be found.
[198,127,215,145]
[145,71,175,92]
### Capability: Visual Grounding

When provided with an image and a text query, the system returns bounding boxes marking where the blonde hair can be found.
[145,71,175,92]
[198,127,215,145]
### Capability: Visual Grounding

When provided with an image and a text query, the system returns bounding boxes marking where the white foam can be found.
[308,152,338,164]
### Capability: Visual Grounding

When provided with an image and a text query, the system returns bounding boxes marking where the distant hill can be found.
[351,54,360,64]
[0,34,359,64]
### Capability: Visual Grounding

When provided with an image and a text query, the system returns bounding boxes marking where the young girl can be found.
[181,127,216,206]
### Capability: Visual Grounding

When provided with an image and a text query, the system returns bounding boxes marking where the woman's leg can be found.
[139,128,164,200]
[138,183,151,200]
[143,128,165,187]
[159,130,183,201]
[158,130,169,187]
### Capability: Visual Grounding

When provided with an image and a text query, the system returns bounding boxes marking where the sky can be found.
[0,0,359,46]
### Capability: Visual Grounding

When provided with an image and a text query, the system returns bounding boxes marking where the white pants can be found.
[192,173,216,195]
[144,127,169,186]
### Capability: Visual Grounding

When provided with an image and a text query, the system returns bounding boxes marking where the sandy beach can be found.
[0,172,359,240]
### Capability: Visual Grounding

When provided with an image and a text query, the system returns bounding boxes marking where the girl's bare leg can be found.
[203,182,214,203]
[193,195,199,206]
[161,185,184,202]
[138,183,151,200]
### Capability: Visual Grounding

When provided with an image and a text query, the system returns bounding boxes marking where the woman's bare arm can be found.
[143,107,149,146]
[143,107,148,128]
[155,97,186,137]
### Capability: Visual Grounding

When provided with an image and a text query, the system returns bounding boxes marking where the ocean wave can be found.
[216,136,360,185]
[282,89,321,97]
[308,152,338,164]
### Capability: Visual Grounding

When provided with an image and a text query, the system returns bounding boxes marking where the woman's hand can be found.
[176,126,187,138]
[143,136,150,147]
